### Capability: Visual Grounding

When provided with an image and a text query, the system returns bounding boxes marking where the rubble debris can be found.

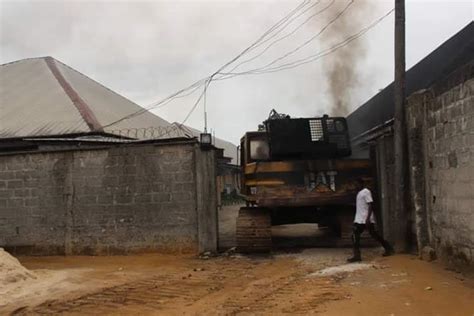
[421,247,437,262]
[310,263,374,277]
[223,247,236,256]
[199,251,218,260]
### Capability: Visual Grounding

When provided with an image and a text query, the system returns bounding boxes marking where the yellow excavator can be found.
[237,110,373,252]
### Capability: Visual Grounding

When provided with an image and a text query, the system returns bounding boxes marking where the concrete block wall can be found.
[406,64,474,267]
[0,141,218,255]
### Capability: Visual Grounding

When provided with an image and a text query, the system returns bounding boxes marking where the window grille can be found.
[309,120,324,141]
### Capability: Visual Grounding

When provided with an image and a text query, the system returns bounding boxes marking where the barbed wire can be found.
[105,125,191,140]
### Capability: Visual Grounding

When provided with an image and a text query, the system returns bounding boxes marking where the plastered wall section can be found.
[407,69,474,266]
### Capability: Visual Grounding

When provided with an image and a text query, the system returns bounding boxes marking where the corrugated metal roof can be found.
[0,58,89,137]
[0,56,179,139]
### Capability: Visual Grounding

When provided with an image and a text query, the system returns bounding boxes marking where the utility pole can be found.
[393,0,407,252]
[204,82,208,133]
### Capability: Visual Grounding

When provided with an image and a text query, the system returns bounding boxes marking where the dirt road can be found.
[2,206,473,315]
[2,249,473,315]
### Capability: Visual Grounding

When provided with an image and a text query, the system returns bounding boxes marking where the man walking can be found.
[347,178,394,262]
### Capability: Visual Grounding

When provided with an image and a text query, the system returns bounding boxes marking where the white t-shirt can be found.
[354,188,376,224]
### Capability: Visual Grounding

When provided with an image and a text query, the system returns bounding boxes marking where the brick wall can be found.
[406,63,474,267]
[0,141,217,255]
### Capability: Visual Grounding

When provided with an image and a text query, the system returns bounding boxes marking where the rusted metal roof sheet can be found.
[0,56,177,139]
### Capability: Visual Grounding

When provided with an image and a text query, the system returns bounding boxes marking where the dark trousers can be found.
[352,223,392,258]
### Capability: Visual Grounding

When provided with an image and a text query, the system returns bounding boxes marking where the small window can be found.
[335,120,346,132]
[250,139,270,160]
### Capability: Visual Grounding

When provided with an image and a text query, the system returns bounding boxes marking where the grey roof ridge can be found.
[43,57,103,132]
[49,57,172,128]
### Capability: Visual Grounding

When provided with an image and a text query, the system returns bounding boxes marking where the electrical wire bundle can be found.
[103,0,394,139]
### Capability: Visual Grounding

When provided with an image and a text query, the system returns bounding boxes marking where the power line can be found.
[235,0,355,75]
[260,8,394,73]
[140,0,313,117]
[135,1,393,139]
[216,0,311,73]
[181,78,212,126]
[105,0,392,139]
[246,9,395,74]
[233,0,322,59]
[241,0,313,54]
[180,0,349,130]
[216,7,393,77]
[155,80,205,109]
[145,82,209,139]
[102,77,209,128]
[103,0,311,129]
[227,0,334,74]
[174,0,347,135]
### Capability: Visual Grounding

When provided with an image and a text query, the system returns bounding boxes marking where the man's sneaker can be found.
[382,248,394,257]
[347,256,362,263]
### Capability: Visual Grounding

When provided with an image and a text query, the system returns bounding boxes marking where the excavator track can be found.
[236,207,272,253]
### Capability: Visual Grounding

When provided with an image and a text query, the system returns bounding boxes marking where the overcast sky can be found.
[1,0,472,144]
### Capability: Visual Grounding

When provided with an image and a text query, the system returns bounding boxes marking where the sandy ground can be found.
[1,205,473,315]
[3,250,472,315]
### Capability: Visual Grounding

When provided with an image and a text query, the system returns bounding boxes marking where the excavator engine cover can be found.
[265,116,351,159]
